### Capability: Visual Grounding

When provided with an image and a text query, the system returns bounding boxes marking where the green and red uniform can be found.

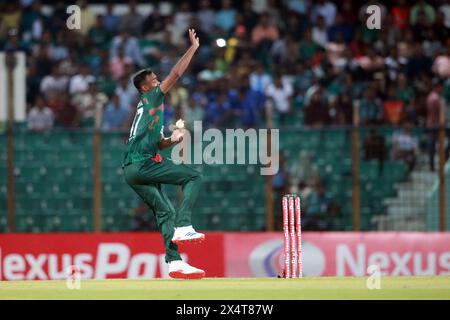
[122,86,202,263]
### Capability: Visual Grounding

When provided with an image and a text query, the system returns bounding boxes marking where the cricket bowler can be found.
[122,29,205,279]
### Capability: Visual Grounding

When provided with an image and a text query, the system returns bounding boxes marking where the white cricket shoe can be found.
[168,260,205,280]
[171,225,205,244]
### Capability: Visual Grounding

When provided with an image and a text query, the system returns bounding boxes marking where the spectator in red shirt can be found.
[46,91,79,128]
[384,86,405,125]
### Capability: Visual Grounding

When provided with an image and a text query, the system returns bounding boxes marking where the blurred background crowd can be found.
[1,0,450,231]
[1,0,449,131]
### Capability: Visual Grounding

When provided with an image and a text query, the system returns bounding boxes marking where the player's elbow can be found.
[170,70,182,80]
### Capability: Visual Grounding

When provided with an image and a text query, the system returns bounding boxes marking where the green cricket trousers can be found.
[123,157,203,262]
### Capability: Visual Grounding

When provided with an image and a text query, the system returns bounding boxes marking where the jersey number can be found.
[129,107,143,140]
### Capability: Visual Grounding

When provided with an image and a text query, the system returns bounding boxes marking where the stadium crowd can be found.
[1,0,450,230]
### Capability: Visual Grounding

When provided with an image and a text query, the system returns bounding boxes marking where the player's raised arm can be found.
[159,29,200,94]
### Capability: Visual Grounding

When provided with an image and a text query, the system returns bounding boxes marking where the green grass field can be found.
[0,276,449,300]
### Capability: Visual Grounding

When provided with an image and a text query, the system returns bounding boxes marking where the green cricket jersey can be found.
[122,86,165,167]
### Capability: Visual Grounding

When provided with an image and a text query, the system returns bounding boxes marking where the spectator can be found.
[69,63,95,95]
[426,81,444,171]
[103,2,119,33]
[0,2,22,30]
[72,80,108,127]
[384,86,405,125]
[299,29,320,61]
[97,64,118,98]
[265,75,293,125]
[326,32,346,68]
[364,128,386,175]
[385,47,407,81]
[170,2,192,45]
[47,91,78,128]
[391,0,411,29]
[359,87,384,125]
[304,182,333,231]
[285,0,308,15]
[251,12,279,47]
[249,64,272,94]
[392,122,419,173]
[109,45,133,80]
[88,15,110,49]
[20,0,45,42]
[216,0,236,33]
[395,73,415,106]
[119,0,144,36]
[422,29,442,58]
[102,94,130,130]
[115,76,139,111]
[142,7,165,38]
[110,31,146,68]
[312,15,328,48]
[410,0,436,25]
[341,0,357,25]
[412,11,432,42]
[28,95,54,131]
[185,97,205,129]
[327,13,353,44]
[241,0,259,32]
[233,77,266,127]
[271,33,299,66]
[356,47,384,77]
[432,45,450,79]
[78,0,96,36]
[197,0,215,34]
[406,43,433,78]
[440,0,450,27]
[434,11,450,43]
[311,0,337,27]
[40,64,69,98]
[305,85,330,127]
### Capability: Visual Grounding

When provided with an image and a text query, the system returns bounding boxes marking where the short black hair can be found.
[132,68,153,93]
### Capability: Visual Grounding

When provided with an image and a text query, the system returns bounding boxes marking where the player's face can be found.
[141,73,160,92]
[148,73,160,88]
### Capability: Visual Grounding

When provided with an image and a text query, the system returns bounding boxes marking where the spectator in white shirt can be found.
[40,64,68,98]
[312,0,337,27]
[115,76,139,111]
[265,75,293,125]
[72,80,108,128]
[69,64,95,95]
[312,15,328,48]
[392,122,419,173]
[28,95,54,131]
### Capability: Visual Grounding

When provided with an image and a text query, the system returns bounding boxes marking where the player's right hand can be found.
[189,29,200,48]
[170,128,184,142]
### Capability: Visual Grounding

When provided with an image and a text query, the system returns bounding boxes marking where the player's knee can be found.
[193,171,203,183]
